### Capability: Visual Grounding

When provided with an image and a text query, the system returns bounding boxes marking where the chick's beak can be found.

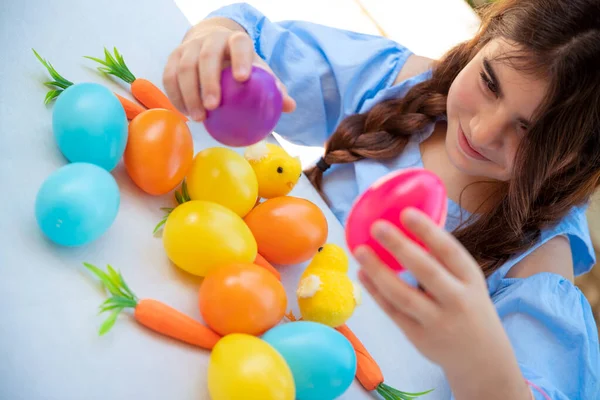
[286,181,295,189]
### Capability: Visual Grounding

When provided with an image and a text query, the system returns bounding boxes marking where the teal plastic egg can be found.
[262,321,357,400]
[35,162,120,246]
[52,82,128,171]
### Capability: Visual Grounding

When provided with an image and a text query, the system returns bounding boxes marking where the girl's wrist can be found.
[443,346,531,400]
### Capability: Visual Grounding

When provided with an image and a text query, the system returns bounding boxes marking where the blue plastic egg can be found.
[35,162,120,246]
[262,321,357,400]
[52,82,128,171]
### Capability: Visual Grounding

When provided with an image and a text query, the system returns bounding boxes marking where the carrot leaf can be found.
[118,271,138,301]
[106,264,124,288]
[44,80,70,90]
[83,262,127,298]
[100,296,137,309]
[99,308,122,336]
[181,179,190,202]
[44,90,62,105]
[32,49,74,88]
[174,191,184,205]
[99,303,124,314]
[83,263,141,335]
[153,218,168,235]
[83,263,138,302]
[33,49,74,104]
[84,47,136,84]
[377,383,434,400]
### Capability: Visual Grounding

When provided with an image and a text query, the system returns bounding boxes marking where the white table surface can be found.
[0,0,452,399]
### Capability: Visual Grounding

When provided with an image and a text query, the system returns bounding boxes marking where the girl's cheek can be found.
[453,74,480,113]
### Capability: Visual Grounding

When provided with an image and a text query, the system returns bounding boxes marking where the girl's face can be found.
[445,39,549,182]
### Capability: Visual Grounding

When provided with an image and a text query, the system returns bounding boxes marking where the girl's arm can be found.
[168,2,416,147]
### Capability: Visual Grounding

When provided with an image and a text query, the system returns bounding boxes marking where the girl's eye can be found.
[518,123,528,135]
[480,71,498,96]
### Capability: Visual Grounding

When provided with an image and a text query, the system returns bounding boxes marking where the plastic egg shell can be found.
[204,66,282,147]
[261,321,357,400]
[35,162,120,246]
[345,168,447,272]
[52,82,128,171]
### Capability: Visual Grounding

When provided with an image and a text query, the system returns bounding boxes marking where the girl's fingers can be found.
[400,208,482,283]
[198,34,228,111]
[354,245,440,325]
[370,219,462,303]
[163,48,187,115]
[227,32,254,82]
[252,57,297,113]
[277,80,297,113]
[358,269,422,339]
[177,47,204,121]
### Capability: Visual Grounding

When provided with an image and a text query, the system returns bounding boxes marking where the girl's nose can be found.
[470,107,507,150]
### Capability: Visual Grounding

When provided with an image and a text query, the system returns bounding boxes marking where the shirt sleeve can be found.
[205,2,414,147]
[489,273,600,400]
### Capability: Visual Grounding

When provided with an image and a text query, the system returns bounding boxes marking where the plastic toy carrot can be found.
[32,49,146,120]
[83,262,221,350]
[113,92,146,120]
[254,252,281,281]
[335,324,434,400]
[85,47,188,122]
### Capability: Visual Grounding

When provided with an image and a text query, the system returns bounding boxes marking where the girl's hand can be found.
[353,208,531,399]
[162,22,296,122]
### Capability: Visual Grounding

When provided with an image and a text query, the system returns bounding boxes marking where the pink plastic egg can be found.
[345,168,448,273]
[204,66,283,147]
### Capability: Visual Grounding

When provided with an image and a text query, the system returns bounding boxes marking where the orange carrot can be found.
[254,252,281,281]
[83,262,221,350]
[33,49,147,120]
[114,93,146,120]
[85,47,188,122]
[335,324,434,400]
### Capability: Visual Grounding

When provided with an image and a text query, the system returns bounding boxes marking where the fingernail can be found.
[237,67,249,78]
[401,208,422,227]
[204,95,217,109]
[371,220,393,239]
[191,110,204,122]
[353,246,368,263]
[357,270,367,281]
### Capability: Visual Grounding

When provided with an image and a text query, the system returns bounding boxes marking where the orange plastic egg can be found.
[198,262,287,336]
[244,196,328,265]
[124,108,193,195]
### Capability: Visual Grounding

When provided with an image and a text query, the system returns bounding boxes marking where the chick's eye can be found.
[318,247,323,252]
[277,167,283,173]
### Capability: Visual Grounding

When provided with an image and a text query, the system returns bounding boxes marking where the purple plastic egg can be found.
[204,66,283,147]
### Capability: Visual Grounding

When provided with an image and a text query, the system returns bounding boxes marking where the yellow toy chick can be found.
[296,243,362,328]
[244,141,302,199]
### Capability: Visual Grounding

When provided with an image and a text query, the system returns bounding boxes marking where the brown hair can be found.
[306,0,600,277]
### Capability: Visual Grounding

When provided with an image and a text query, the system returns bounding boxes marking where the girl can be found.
[163,1,600,398]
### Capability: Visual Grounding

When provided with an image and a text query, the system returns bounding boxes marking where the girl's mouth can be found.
[458,124,488,161]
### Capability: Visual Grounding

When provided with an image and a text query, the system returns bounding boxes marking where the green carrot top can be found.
[153,179,191,234]
[32,48,74,104]
[83,262,139,335]
[85,47,137,84]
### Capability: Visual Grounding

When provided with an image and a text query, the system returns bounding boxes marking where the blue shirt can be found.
[207,4,599,399]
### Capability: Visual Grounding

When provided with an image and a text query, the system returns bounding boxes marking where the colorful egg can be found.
[34,162,120,246]
[204,66,283,147]
[262,321,356,400]
[345,168,447,273]
[52,83,128,171]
